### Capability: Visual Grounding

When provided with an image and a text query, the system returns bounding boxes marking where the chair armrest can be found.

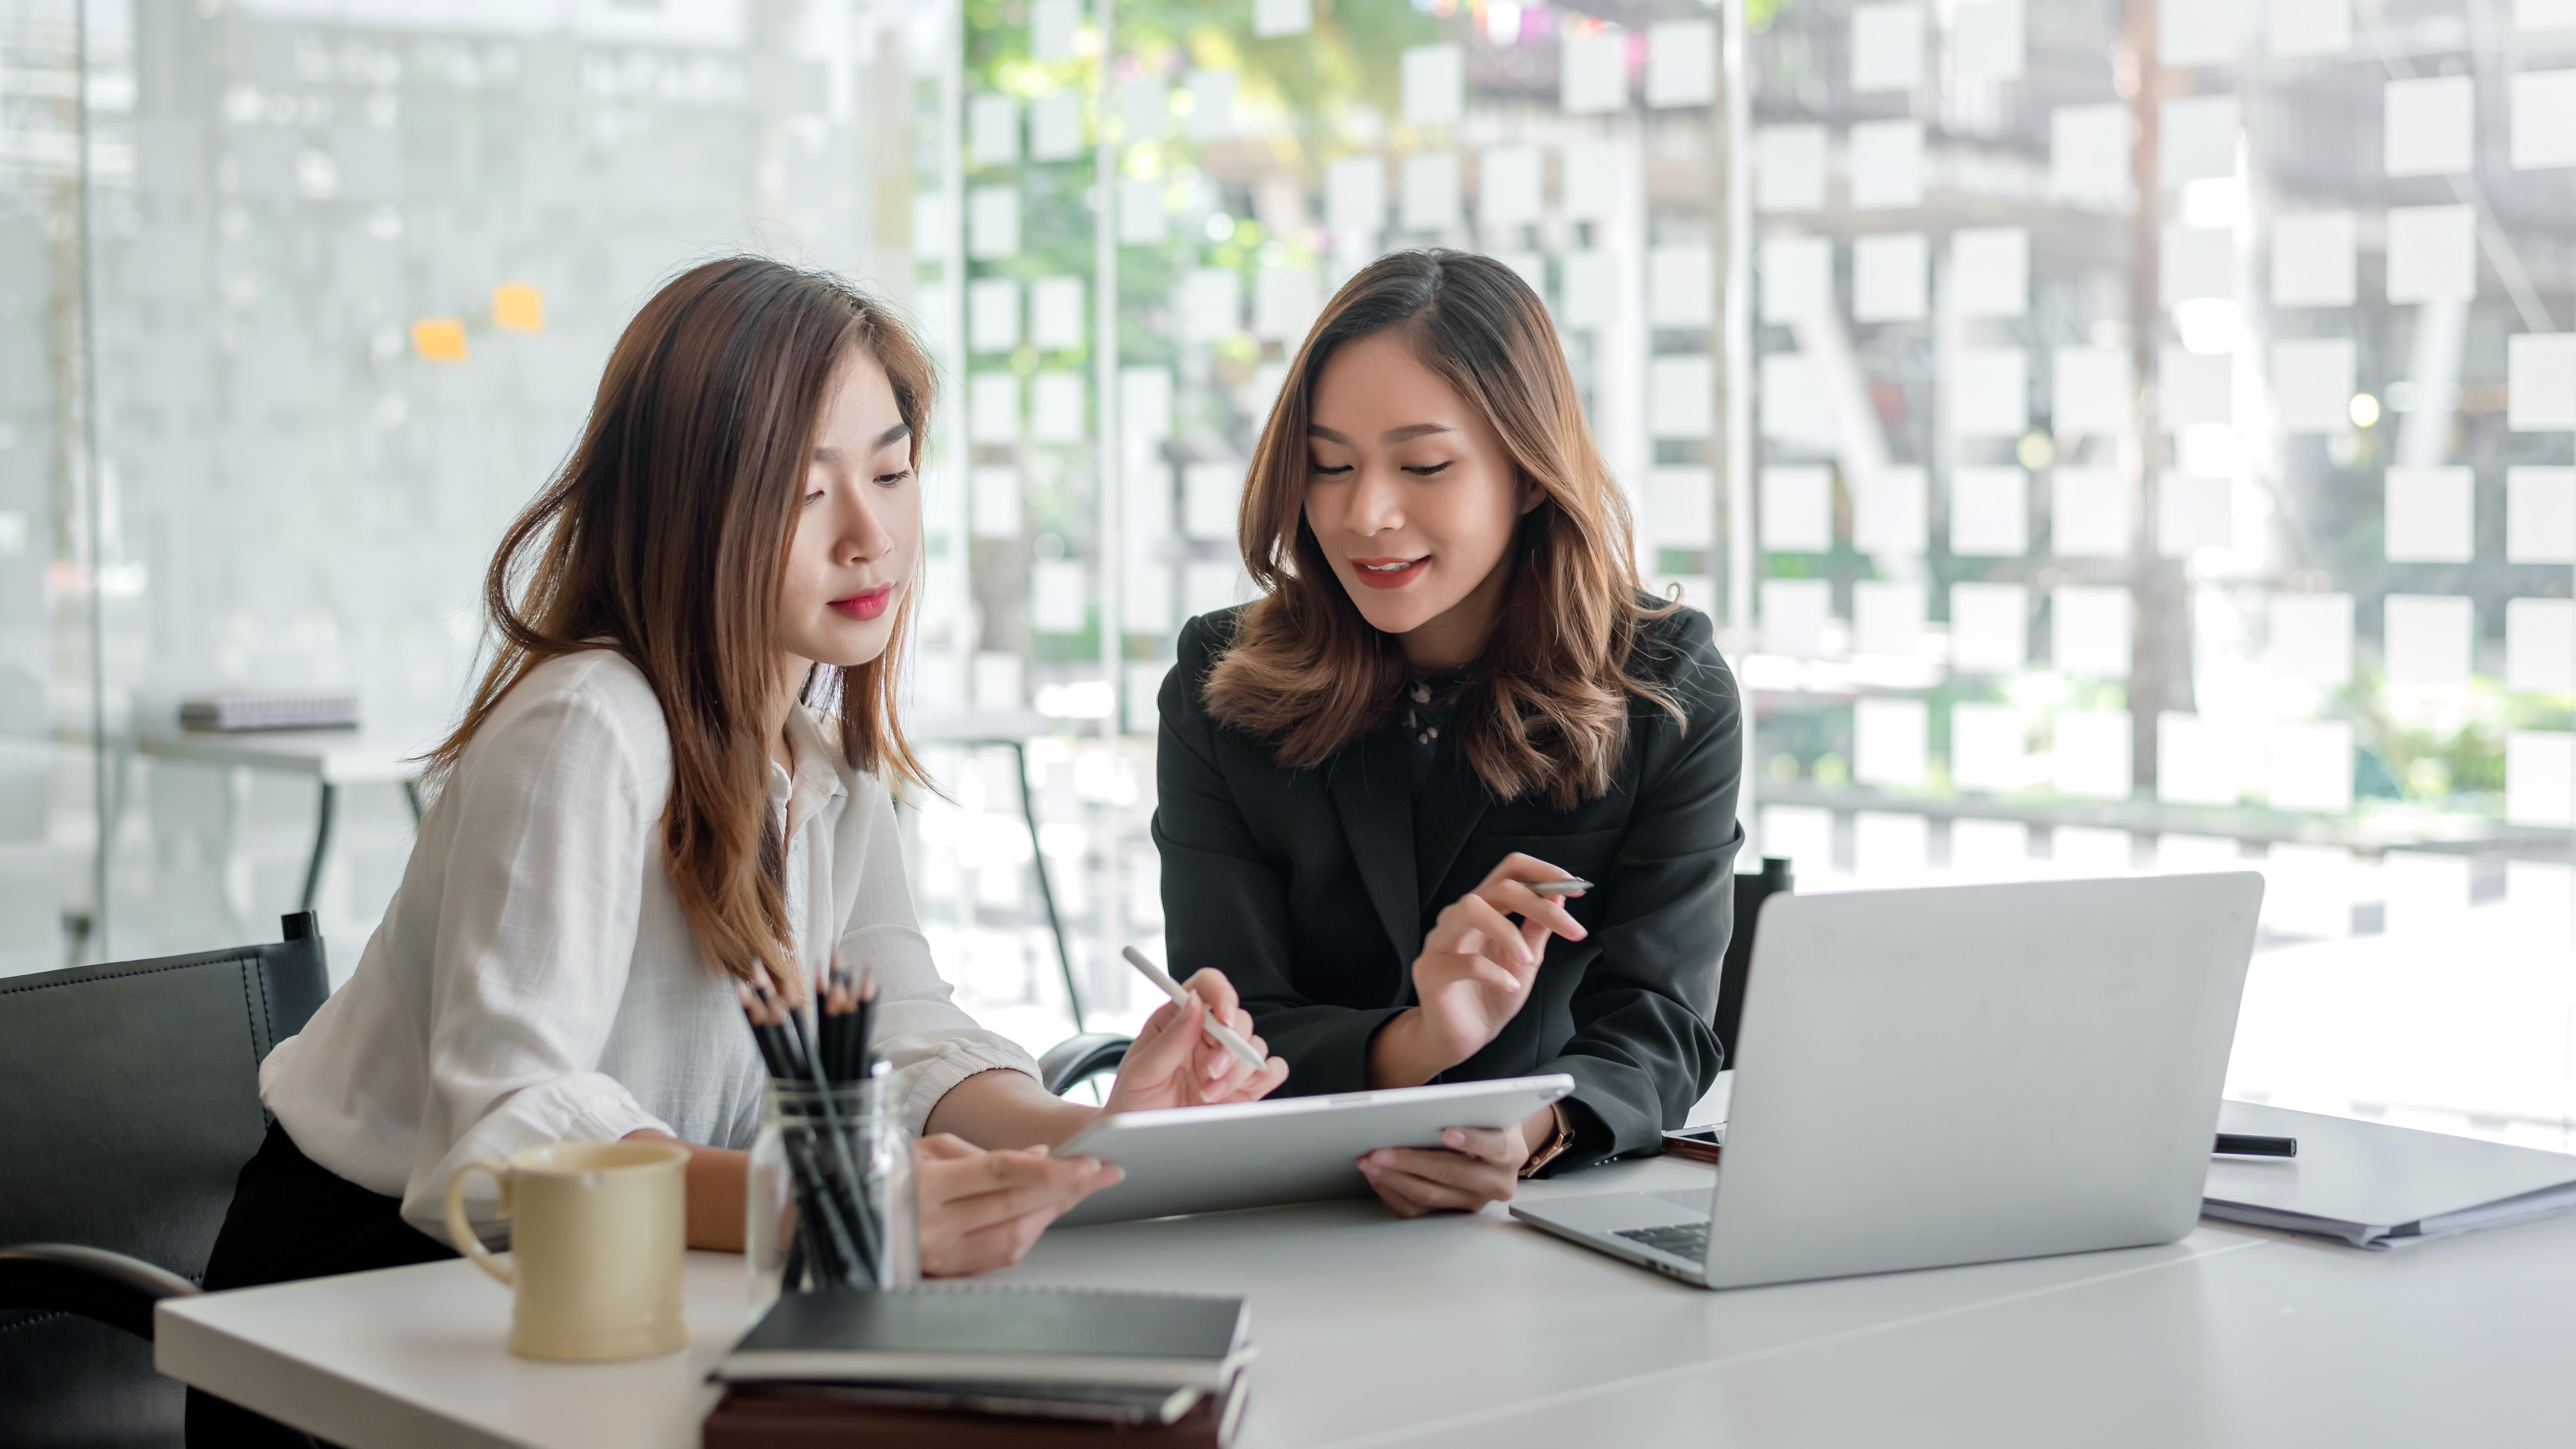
[1038,1032,1133,1096]
[0,1243,200,1341]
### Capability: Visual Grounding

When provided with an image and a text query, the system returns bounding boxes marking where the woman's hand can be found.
[1356,1104,1556,1218]
[913,1133,1118,1277]
[1385,854,1587,1082]
[1098,968,1289,1114]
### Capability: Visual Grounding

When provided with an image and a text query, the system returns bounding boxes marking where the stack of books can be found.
[704,1286,1253,1448]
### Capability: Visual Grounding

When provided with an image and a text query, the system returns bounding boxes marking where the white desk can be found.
[155,1154,2576,1449]
[123,728,435,913]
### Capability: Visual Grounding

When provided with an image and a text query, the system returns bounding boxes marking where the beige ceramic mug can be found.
[441,1140,690,1361]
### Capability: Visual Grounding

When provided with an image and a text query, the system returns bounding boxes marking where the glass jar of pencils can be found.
[745,1064,918,1310]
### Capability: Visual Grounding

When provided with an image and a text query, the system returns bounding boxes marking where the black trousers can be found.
[184,1122,456,1449]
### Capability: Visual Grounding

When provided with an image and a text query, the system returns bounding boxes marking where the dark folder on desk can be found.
[2204,1102,2576,1248]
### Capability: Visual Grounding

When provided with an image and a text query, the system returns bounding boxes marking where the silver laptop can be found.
[1512,872,2265,1289]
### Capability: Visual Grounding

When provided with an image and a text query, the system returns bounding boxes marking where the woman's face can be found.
[1303,330,1536,670]
[776,346,920,673]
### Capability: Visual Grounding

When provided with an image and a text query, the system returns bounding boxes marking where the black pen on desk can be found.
[2214,1133,2298,1157]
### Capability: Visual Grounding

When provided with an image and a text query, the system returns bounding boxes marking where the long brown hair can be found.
[426,257,934,989]
[1204,249,1677,810]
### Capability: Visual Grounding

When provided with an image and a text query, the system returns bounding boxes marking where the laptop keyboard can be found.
[1614,1221,1709,1260]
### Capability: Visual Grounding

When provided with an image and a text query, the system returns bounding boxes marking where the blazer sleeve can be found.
[1537,613,1744,1171]
[1152,615,1407,1091]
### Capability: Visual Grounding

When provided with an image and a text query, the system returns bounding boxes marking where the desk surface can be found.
[154,1154,2576,1449]
[132,727,436,784]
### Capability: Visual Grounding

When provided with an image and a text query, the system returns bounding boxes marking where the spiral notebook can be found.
[717,1287,1254,1389]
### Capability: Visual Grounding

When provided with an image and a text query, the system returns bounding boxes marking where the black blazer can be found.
[1153,599,1744,1172]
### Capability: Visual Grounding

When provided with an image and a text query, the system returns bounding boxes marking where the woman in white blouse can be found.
[194,259,1286,1348]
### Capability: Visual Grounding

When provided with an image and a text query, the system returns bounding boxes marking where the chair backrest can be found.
[0,915,328,1449]
[1712,858,1793,1073]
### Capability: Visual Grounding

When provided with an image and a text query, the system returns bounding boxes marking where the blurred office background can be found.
[2,0,2572,1144]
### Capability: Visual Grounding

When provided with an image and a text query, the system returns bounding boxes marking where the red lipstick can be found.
[830,585,895,621]
[1349,556,1429,591]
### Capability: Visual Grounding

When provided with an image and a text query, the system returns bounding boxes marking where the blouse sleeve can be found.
[832,778,1044,1135]
[403,686,674,1244]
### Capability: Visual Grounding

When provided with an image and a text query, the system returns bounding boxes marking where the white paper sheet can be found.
[967,277,1020,354]
[2508,466,2576,562]
[1252,264,1319,343]
[1561,140,1624,222]
[2511,69,2576,169]
[969,93,1019,169]
[2160,0,2237,66]
[1761,236,1832,322]
[1952,0,2026,78]
[2509,333,2576,430]
[2385,76,2475,177]
[1118,77,1168,143]
[1642,467,1715,549]
[1180,267,1242,343]
[1761,805,1835,874]
[1030,560,1086,634]
[2053,711,2132,800]
[2053,585,2133,674]
[1123,558,1175,635]
[1951,817,2033,877]
[2161,95,2239,185]
[1118,175,1168,245]
[1029,90,1084,162]
[1851,2,1926,92]
[1650,355,1715,438]
[1761,577,1831,657]
[1649,245,1715,327]
[1031,0,1079,60]
[2160,224,2233,305]
[2051,103,2131,207]
[1031,277,1085,352]
[1849,120,1925,209]
[2051,467,2131,558]
[968,185,1020,259]
[1561,30,1628,114]
[1181,461,1242,542]
[1561,250,1616,331]
[2387,204,2477,303]
[1478,146,1543,230]
[1854,465,1928,552]
[1852,231,1928,322]
[1120,365,1173,444]
[2270,591,2355,685]
[1326,155,1386,249]
[1951,227,2028,317]
[1757,126,1828,213]
[2157,712,2241,806]
[2383,850,2472,939]
[1400,150,1461,232]
[1253,0,1311,39]
[971,464,1022,539]
[1761,353,1838,446]
[2269,721,2354,814]
[1951,347,2028,436]
[2272,210,2357,307]
[1031,371,1085,443]
[2157,832,2243,874]
[1950,582,2028,672]
[2386,465,2475,562]
[1244,361,1289,419]
[2273,337,2355,434]
[2052,347,2130,435]
[2506,597,2576,692]
[1950,703,2028,792]
[1949,466,2028,555]
[1123,461,1174,541]
[2383,593,2473,687]
[1186,69,1236,142]
[2270,0,2352,57]
[1763,466,1834,553]
[972,652,1024,712]
[2508,730,2576,826]
[2160,347,2232,427]
[1853,579,1926,657]
[2262,842,2355,938]
[1854,811,1931,881]
[1855,697,1930,787]
[1646,18,1718,108]
[969,371,1020,445]
[1183,561,1256,620]
[1403,44,1463,127]
[2161,472,2233,556]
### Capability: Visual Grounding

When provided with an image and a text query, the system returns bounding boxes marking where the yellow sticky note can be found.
[411,317,469,363]
[492,282,544,334]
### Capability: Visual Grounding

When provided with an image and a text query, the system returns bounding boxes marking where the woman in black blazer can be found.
[1154,250,1744,1216]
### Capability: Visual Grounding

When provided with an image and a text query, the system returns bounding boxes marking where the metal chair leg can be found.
[299,781,337,914]
[1010,741,1083,1032]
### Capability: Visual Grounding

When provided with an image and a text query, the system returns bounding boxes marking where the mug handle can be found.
[442,1157,515,1287]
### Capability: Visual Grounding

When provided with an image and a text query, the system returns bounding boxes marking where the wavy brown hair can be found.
[426,257,932,991]
[1203,249,1677,810]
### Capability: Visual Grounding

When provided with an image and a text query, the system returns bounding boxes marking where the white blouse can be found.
[260,649,1040,1245]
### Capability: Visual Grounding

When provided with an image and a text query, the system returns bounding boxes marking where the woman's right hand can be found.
[912,1134,1119,1277]
[1400,854,1588,1076]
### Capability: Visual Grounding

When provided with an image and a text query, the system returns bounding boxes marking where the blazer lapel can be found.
[1326,726,1421,974]
[1413,746,1493,915]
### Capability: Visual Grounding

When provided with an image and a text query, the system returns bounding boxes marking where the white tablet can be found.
[1048,1074,1575,1227]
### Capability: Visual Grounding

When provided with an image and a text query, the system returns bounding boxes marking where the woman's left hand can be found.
[1356,1105,1551,1217]
[1098,968,1289,1113]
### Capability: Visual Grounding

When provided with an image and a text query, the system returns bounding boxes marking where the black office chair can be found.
[1713,857,1794,1072]
[0,913,330,1449]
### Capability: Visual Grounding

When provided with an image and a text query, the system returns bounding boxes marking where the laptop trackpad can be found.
[1648,1187,1714,1218]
